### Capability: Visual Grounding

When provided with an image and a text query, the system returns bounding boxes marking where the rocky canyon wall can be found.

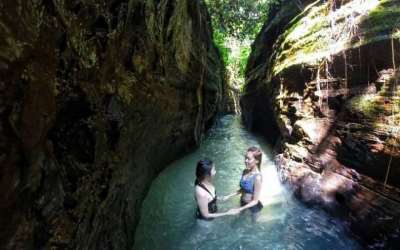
[243,0,400,247]
[0,0,226,249]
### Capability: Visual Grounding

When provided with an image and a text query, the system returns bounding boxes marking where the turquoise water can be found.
[133,115,362,250]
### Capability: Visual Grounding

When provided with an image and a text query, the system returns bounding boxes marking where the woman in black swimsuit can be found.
[194,159,238,220]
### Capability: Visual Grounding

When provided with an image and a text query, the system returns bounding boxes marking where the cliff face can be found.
[0,0,225,249]
[243,0,400,246]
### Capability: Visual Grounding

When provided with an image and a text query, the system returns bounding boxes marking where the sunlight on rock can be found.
[273,0,386,75]
[320,173,347,203]
[294,119,330,145]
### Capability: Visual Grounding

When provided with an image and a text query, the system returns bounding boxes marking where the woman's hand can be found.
[218,195,228,201]
[225,208,240,215]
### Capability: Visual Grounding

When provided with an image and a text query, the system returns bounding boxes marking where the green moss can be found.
[116,68,136,105]
[271,0,400,76]
[0,1,45,63]
[69,28,98,69]
[272,2,331,74]
[167,0,193,73]
[359,5,400,43]
[347,94,385,119]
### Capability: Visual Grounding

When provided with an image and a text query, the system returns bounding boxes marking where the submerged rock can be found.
[244,0,400,247]
[0,0,226,249]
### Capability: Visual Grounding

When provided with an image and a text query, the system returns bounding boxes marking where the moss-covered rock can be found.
[272,0,400,75]
[243,0,400,247]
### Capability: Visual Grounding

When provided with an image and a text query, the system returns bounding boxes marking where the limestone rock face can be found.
[0,0,225,249]
[244,0,400,247]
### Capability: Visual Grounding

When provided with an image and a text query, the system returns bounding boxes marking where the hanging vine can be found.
[384,33,399,188]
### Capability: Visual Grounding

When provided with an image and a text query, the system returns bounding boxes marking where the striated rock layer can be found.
[0,0,226,249]
[243,0,400,247]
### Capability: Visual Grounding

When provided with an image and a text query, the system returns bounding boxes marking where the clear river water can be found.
[133,115,362,250]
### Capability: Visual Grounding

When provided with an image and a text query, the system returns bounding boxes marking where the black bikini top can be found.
[196,183,218,219]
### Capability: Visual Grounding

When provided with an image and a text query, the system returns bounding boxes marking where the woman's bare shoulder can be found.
[195,185,208,197]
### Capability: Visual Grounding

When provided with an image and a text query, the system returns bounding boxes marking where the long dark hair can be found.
[247,146,262,170]
[195,158,214,185]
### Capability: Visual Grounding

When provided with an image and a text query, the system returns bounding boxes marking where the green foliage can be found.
[205,0,277,40]
[238,46,250,77]
[205,0,283,89]
[213,30,231,66]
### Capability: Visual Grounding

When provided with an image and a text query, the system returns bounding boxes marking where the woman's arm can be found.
[196,189,238,218]
[218,189,241,201]
[235,175,262,212]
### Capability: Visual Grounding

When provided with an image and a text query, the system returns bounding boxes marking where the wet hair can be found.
[247,146,262,170]
[195,158,214,185]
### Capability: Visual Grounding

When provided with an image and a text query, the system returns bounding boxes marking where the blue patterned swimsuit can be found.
[239,173,263,213]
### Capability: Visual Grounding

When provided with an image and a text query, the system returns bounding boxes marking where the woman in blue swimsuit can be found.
[223,146,263,215]
[194,159,238,220]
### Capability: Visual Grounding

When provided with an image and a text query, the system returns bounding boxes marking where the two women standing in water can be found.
[194,146,264,221]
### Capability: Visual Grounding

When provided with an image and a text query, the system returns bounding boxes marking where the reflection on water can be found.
[133,115,362,250]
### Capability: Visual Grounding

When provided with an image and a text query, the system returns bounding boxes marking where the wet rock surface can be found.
[243,0,400,247]
[0,0,226,249]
